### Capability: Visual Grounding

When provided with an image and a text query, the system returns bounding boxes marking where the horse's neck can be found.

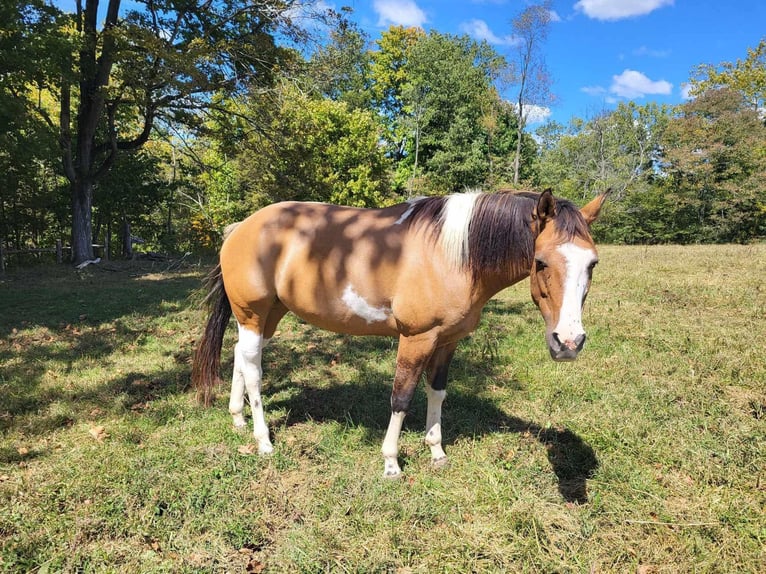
[474,262,532,304]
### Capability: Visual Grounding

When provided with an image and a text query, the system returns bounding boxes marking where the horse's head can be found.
[529,190,608,361]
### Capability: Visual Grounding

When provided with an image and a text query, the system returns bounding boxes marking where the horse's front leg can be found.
[381,334,436,478]
[424,342,457,468]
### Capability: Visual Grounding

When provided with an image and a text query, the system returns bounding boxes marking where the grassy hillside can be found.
[1,245,764,572]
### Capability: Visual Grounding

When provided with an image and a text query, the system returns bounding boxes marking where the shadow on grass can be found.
[1,265,598,502]
[264,330,599,504]
[0,264,203,436]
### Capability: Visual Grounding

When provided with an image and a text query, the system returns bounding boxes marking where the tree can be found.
[690,37,766,113]
[33,0,319,264]
[509,2,555,185]
[404,32,505,193]
[308,13,373,111]
[369,26,425,162]
[534,102,668,199]
[661,88,766,242]
[236,85,391,209]
[0,1,67,251]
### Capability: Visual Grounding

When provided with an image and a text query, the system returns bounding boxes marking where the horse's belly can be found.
[279,282,400,337]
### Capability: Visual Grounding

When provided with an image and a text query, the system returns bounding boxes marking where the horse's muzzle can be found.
[548,332,586,362]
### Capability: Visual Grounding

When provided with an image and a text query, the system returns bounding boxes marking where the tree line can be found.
[1,1,764,265]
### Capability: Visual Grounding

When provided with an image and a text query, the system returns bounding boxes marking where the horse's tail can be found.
[192,262,232,406]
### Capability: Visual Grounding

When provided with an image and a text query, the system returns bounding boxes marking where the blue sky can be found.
[55,0,765,126]
[341,0,766,125]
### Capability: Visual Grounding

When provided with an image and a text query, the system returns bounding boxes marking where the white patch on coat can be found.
[554,243,597,344]
[394,197,425,224]
[342,285,391,323]
[440,192,480,269]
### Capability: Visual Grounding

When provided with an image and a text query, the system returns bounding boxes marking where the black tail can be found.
[191,263,232,406]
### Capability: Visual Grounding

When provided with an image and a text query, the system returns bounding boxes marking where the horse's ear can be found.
[580,189,610,226]
[534,188,557,223]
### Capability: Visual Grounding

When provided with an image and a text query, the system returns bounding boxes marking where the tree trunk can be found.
[513,114,524,185]
[121,218,132,259]
[70,178,94,263]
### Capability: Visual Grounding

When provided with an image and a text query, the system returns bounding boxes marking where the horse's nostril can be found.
[552,332,563,348]
[574,333,586,351]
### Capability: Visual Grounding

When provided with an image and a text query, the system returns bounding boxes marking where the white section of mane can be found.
[440,192,480,269]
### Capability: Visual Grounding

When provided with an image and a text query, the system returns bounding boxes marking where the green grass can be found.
[1,246,764,573]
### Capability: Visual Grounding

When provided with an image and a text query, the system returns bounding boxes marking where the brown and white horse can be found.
[192,189,607,477]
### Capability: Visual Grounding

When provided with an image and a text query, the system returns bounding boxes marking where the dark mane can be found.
[467,192,536,281]
[551,196,592,241]
[404,190,591,283]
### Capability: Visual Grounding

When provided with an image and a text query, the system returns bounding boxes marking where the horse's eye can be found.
[535,259,547,273]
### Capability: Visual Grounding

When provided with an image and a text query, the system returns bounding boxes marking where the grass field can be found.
[1,245,764,573]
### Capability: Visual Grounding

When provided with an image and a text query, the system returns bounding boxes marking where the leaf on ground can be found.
[237,443,257,455]
[88,425,108,442]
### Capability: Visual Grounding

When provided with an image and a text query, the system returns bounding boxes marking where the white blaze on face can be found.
[554,243,597,345]
[342,284,391,323]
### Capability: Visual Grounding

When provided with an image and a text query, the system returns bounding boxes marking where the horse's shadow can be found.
[262,335,599,504]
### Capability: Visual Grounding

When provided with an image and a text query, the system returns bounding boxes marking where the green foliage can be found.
[369,26,426,162]
[0,0,69,249]
[2,7,765,255]
[690,37,766,112]
[237,85,392,208]
[661,87,766,242]
[404,31,505,193]
[308,15,373,111]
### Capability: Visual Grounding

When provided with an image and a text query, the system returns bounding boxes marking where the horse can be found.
[192,189,607,477]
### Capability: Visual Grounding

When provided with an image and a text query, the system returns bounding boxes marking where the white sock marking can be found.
[382,411,406,477]
[425,387,447,462]
[237,325,273,453]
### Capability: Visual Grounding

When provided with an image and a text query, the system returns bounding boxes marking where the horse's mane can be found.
[406,190,590,282]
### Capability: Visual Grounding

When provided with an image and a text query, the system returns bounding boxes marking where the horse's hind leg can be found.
[230,346,247,429]
[235,323,273,453]
[230,302,288,451]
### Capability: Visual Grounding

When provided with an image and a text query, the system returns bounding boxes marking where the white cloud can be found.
[548,10,563,23]
[574,0,673,21]
[459,19,517,46]
[524,104,553,124]
[633,45,670,58]
[680,83,694,100]
[581,85,607,96]
[609,69,672,98]
[373,0,427,28]
[511,103,551,124]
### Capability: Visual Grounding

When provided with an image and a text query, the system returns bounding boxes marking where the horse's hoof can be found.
[431,456,449,469]
[231,415,247,430]
[383,470,402,480]
[258,443,274,456]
